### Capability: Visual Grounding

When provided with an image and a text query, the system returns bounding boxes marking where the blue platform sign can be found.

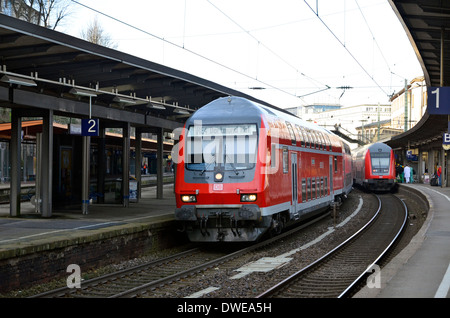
[444,133,450,145]
[427,87,450,115]
[81,118,99,136]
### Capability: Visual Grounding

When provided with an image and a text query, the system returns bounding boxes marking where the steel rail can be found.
[257,194,408,298]
[109,211,332,298]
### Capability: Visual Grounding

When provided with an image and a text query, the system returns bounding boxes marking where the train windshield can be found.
[185,124,258,171]
[371,152,390,174]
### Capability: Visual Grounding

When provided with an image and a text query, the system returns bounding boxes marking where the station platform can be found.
[0,183,176,260]
[355,183,450,298]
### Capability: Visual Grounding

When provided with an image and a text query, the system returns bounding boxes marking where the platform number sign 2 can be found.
[82,118,99,136]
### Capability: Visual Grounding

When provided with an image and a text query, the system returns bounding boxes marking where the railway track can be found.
[31,211,332,298]
[257,193,408,298]
[31,191,405,299]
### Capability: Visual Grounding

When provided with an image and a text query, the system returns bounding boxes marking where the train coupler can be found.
[200,216,210,237]
[230,216,241,237]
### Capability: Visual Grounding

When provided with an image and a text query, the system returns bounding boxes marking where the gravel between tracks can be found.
[161,188,378,298]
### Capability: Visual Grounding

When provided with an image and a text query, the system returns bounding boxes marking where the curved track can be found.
[257,194,408,298]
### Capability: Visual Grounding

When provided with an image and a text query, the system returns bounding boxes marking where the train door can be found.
[329,155,333,195]
[291,152,299,219]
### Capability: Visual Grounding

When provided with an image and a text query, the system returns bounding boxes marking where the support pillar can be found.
[97,126,106,203]
[10,109,21,217]
[35,133,42,213]
[135,128,142,202]
[41,109,53,217]
[418,150,423,183]
[157,127,164,199]
[441,148,446,188]
[122,122,130,207]
[81,136,90,214]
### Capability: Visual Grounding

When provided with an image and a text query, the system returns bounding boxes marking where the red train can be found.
[173,96,352,242]
[352,142,396,192]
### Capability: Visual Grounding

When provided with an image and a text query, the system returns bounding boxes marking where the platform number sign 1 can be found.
[81,118,99,136]
[428,87,450,115]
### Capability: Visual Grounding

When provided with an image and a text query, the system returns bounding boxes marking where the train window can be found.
[315,131,320,149]
[324,177,328,195]
[308,130,315,148]
[316,131,323,150]
[286,122,296,146]
[271,144,276,169]
[185,124,258,172]
[307,178,311,201]
[334,156,338,173]
[311,178,315,200]
[314,131,319,149]
[318,132,324,150]
[302,178,306,202]
[304,129,311,147]
[320,177,324,197]
[295,125,305,147]
[283,147,288,173]
[312,131,319,149]
[316,177,320,197]
[370,151,390,174]
[325,134,331,151]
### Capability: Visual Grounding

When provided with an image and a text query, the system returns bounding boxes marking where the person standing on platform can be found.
[437,164,442,186]
[404,164,411,183]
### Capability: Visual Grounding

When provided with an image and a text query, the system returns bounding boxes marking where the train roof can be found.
[188,96,333,134]
[186,96,350,152]
[353,142,392,155]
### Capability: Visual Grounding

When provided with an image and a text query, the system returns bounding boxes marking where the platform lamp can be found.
[69,88,98,118]
[69,88,98,215]
[1,74,37,87]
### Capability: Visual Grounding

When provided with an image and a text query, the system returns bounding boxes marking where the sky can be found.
[60,0,423,110]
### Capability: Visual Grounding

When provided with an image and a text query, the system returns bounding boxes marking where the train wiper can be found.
[225,154,239,175]
[200,154,216,175]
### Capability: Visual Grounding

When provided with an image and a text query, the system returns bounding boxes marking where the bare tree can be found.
[80,17,118,49]
[1,0,71,29]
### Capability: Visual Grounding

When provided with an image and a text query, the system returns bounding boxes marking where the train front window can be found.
[371,152,390,174]
[186,124,258,172]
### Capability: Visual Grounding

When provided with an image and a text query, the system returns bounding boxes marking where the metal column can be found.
[81,136,90,214]
[135,128,142,202]
[97,126,106,203]
[157,127,164,199]
[122,122,130,207]
[10,109,21,217]
[41,109,53,217]
[35,133,42,213]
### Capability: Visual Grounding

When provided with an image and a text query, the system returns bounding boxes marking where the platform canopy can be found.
[387,0,450,149]
[0,14,280,130]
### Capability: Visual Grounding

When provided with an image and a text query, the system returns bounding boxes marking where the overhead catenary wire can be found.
[303,0,390,98]
[206,0,330,91]
[354,0,393,88]
[70,0,308,102]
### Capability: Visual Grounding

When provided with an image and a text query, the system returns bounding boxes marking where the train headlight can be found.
[241,194,257,202]
[214,172,223,182]
[181,195,197,203]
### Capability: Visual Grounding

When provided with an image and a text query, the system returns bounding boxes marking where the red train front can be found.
[173,96,352,242]
[352,142,396,192]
